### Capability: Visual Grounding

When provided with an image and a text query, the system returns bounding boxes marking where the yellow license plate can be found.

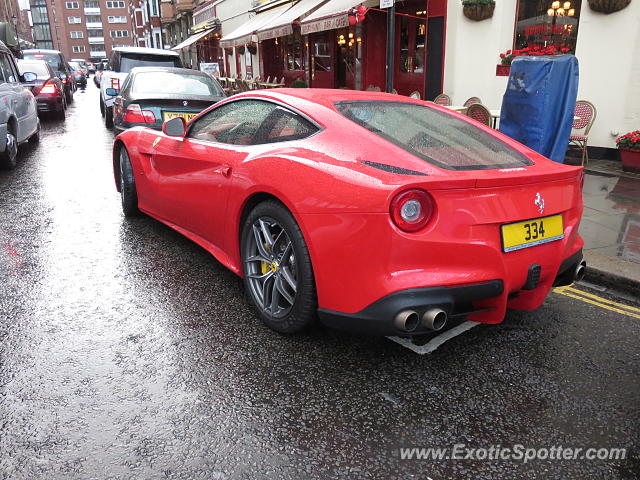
[163,112,198,122]
[501,214,564,252]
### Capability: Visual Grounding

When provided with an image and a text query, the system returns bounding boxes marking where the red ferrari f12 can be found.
[112,89,585,336]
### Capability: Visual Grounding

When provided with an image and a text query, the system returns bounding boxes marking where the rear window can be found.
[131,71,224,97]
[334,101,533,171]
[23,52,63,72]
[119,53,181,73]
[18,61,50,77]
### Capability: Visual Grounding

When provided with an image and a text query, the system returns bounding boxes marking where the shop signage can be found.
[257,24,293,41]
[380,0,394,8]
[524,24,568,36]
[301,14,349,35]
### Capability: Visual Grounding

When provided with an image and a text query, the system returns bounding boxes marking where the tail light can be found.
[111,77,120,90]
[390,189,435,232]
[123,104,156,124]
[76,70,83,75]
[62,78,68,84]
[39,81,57,95]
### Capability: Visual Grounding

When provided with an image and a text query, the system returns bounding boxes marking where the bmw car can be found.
[111,89,585,337]
[111,67,225,132]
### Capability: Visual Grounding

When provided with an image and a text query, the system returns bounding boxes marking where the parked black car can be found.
[69,60,87,87]
[22,49,76,103]
[17,59,66,119]
[111,67,225,132]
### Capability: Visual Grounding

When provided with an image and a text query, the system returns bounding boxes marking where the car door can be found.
[0,52,37,143]
[147,99,281,250]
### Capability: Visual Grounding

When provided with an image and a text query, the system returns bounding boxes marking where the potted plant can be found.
[496,44,572,75]
[247,43,257,55]
[224,47,233,56]
[616,130,640,172]
[237,45,245,55]
[588,0,631,14]
[497,49,514,76]
[462,0,496,21]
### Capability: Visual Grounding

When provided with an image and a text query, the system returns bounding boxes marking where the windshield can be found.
[131,71,224,97]
[334,101,533,171]
[119,53,182,73]
[69,62,81,70]
[18,61,50,78]
[23,52,64,72]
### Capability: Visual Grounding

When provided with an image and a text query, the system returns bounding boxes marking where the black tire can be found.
[241,201,317,333]
[55,104,66,121]
[99,97,105,117]
[104,105,114,128]
[0,128,18,169]
[118,145,139,217]
[65,87,73,104]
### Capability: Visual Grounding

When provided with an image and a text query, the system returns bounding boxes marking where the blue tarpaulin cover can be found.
[499,55,579,163]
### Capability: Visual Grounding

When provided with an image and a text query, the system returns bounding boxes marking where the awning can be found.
[257,0,327,41]
[220,4,291,48]
[300,0,371,35]
[172,28,216,50]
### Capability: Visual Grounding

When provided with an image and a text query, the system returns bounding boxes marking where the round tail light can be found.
[390,189,435,232]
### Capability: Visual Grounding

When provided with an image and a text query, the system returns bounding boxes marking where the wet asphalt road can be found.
[1,84,639,480]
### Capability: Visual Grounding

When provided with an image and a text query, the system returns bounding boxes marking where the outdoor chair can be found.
[434,93,451,106]
[392,88,398,94]
[466,103,492,127]
[569,100,597,166]
[409,90,421,99]
[463,96,481,107]
[279,76,285,86]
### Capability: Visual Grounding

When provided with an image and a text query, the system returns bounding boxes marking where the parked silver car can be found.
[0,41,40,169]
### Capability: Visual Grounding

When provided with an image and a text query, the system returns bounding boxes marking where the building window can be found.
[65,1,79,8]
[88,29,103,37]
[84,0,99,7]
[72,45,86,53]
[108,15,127,23]
[515,0,582,54]
[68,16,82,23]
[110,30,129,38]
[86,14,101,23]
[70,31,84,38]
[106,1,126,8]
[90,44,105,52]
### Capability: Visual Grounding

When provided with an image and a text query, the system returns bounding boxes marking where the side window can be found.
[0,54,17,83]
[258,107,318,144]
[188,100,278,145]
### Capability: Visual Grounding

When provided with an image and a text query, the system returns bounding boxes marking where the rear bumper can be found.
[318,249,584,336]
[35,95,64,112]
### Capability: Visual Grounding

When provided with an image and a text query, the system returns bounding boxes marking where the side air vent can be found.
[361,160,427,176]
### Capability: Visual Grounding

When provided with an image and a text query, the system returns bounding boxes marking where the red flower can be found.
[500,53,505,58]
[506,50,511,54]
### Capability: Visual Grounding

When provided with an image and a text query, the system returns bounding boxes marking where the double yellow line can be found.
[554,285,640,319]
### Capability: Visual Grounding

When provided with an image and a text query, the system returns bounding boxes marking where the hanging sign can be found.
[380,0,394,8]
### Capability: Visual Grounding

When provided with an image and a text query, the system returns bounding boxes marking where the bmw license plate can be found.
[501,214,564,252]
[163,112,198,122]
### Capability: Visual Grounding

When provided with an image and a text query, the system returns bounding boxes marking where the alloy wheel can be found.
[244,217,298,319]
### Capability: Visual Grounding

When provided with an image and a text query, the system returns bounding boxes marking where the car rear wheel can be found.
[65,87,73,104]
[105,105,114,128]
[0,130,18,169]
[29,120,40,143]
[119,146,139,217]
[99,97,105,117]
[241,201,317,333]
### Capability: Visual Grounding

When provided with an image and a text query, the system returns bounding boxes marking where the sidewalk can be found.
[575,158,640,292]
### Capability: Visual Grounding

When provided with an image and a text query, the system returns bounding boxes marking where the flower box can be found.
[620,148,640,173]
[496,64,511,76]
[462,3,495,21]
[588,0,631,14]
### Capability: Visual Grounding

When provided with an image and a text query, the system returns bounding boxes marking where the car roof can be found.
[113,46,179,57]
[129,66,209,76]
[23,48,64,55]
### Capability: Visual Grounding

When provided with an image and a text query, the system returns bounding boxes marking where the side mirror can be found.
[163,117,186,137]
[22,72,37,82]
[59,73,67,79]
[105,87,118,96]
[97,64,104,71]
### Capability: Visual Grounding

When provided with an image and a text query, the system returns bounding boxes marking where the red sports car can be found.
[112,89,585,336]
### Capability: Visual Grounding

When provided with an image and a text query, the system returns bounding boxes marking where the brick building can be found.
[29,0,136,61]
[130,0,162,49]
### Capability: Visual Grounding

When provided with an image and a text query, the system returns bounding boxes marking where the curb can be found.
[583,251,640,296]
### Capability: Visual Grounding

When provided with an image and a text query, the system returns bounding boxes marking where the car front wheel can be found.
[241,201,317,333]
[105,105,114,128]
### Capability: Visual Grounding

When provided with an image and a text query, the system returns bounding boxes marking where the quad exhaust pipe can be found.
[394,308,448,333]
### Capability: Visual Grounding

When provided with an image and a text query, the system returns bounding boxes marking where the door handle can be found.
[212,166,231,177]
